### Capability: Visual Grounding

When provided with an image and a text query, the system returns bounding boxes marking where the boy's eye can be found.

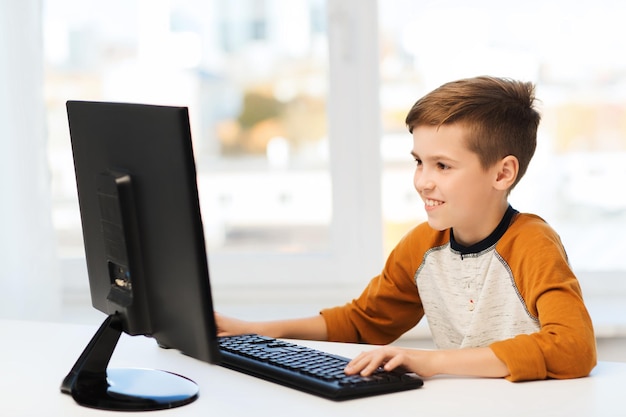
[437,162,449,170]
[414,158,422,166]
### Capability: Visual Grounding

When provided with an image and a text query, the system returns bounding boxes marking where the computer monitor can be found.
[61,101,221,411]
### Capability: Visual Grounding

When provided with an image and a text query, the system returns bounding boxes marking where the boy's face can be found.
[411,124,508,246]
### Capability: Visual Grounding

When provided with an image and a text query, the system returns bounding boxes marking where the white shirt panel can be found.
[416,243,540,349]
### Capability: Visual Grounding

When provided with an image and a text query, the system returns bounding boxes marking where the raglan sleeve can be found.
[320,227,426,345]
[489,217,597,381]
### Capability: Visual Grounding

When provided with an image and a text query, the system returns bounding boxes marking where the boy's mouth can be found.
[425,198,444,207]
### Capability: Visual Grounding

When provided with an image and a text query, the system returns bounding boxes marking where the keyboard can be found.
[217,334,423,400]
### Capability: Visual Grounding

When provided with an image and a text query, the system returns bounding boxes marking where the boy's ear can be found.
[494,155,519,190]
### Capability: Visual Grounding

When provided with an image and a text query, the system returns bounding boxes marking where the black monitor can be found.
[61,101,221,411]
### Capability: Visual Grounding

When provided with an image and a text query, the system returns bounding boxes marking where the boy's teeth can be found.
[426,199,442,206]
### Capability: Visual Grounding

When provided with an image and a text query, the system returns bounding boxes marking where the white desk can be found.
[2,319,625,417]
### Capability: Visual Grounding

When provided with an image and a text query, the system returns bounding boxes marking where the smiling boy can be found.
[216,76,597,381]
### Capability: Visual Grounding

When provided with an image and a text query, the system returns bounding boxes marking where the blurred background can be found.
[2,0,625,359]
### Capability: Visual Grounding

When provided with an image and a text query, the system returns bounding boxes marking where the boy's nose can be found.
[414,172,434,194]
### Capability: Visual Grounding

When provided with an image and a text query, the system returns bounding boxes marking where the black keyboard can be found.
[217,334,423,400]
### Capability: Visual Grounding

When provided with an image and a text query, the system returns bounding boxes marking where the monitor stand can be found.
[61,314,199,411]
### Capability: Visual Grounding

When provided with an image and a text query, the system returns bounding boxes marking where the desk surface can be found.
[2,319,625,417]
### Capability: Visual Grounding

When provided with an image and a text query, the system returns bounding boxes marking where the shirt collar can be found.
[450,205,518,256]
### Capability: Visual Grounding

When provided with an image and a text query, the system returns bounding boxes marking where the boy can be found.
[216,76,597,381]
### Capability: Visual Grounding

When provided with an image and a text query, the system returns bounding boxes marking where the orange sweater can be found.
[320,210,597,381]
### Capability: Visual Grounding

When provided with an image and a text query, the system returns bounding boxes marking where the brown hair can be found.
[405,76,541,188]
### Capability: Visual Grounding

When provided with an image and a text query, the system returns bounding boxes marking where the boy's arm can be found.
[215,312,328,341]
[345,345,509,378]
[434,347,509,377]
[321,227,430,345]
[489,286,597,381]
[489,215,597,381]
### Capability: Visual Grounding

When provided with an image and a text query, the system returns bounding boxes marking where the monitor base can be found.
[61,315,198,411]
[70,367,198,411]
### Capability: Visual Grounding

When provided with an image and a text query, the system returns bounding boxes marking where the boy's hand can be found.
[214,312,254,337]
[345,345,510,379]
[344,346,438,378]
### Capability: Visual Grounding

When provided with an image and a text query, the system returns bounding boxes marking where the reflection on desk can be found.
[1,319,624,417]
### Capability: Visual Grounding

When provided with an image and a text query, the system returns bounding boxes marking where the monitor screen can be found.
[61,101,221,411]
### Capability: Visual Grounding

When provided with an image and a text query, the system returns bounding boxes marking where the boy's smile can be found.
[411,124,510,246]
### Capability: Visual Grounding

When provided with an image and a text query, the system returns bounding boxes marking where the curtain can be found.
[0,0,60,320]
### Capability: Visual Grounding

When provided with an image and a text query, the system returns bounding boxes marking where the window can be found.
[44,0,383,315]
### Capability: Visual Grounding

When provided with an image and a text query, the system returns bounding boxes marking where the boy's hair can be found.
[405,76,541,189]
